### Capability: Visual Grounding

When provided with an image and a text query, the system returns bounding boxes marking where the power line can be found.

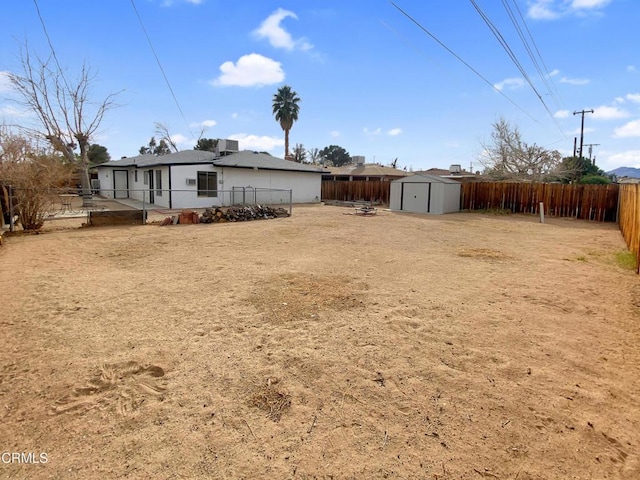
[507,0,563,108]
[388,1,539,124]
[469,0,565,136]
[130,0,194,140]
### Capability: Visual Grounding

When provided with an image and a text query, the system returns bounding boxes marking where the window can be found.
[143,171,149,185]
[155,170,162,197]
[197,171,218,197]
[134,170,138,182]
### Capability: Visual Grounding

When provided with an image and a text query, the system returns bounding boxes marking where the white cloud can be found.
[494,77,525,91]
[593,105,630,120]
[190,119,217,128]
[170,133,192,147]
[212,53,284,87]
[527,0,611,19]
[547,69,560,77]
[330,130,340,138]
[554,110,570,118]
[161,0,203,6]
[253,8,313,52]
[570,127,595,135]
[528,1,559,20]
[0,104,30,118]
[571,0,611,8]
[387,128,402,136]
[607,150,640,167]
[613,120,640,138]
[227,133,284,151]
[559,76,589,85]
[628,65,637,73]
[363,127,381,136]
[626,93,640,103]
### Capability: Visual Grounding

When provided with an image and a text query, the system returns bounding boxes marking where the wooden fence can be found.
[618,183,640,272]
[321,180,390,204]
[461,182,620,222]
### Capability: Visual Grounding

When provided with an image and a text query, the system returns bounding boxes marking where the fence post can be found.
[8,185,15,233]
[289,189,293,216]
[616,184,621,224]
[142,190,147,225]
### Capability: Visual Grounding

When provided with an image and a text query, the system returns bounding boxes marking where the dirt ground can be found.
[1,204,639,479]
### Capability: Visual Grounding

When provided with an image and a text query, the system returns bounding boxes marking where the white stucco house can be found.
[96,141,327,209]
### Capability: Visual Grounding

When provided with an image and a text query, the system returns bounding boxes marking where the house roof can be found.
[325,163,410,177]
[416,168,481,178]
[392,173,461,184]
[99,150,327,173]
[213,151,327,173]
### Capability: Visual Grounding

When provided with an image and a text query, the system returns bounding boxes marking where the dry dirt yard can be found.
[1,204,639,479]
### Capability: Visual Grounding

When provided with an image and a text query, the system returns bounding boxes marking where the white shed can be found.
[389,174,461,214]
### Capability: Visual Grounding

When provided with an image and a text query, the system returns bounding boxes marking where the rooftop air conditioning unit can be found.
[449,164,462,174]
[216,139,240,156]
[353,155,365,165]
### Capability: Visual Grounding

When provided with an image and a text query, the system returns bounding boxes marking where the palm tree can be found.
[272,85,300,160]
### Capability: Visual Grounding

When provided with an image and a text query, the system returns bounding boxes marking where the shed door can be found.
[402,183,430,213]
[113,170,129,199]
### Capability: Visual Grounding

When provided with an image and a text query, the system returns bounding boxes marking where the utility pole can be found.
[573,137,577,157]
[573,109,594,159]
[584,143,600,163]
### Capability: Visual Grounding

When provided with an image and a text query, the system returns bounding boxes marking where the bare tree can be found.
[7,44,119,199]
[292,143,307,163]
[478,117,562,182]
[0,127,74,230]
[154,122,179,153]
[308,147,321,165]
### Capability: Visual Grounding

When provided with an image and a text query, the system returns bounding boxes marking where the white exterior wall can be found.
[220,168,321,204]
[98,166,170,207]
[98,165,322,209]
[170,164,222,209]
[128,168,146,201]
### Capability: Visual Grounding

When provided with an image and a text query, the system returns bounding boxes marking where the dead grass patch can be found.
[249,273,367,322]
[249,380,292,422]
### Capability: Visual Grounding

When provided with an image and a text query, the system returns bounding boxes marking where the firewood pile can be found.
[200,205,289,223]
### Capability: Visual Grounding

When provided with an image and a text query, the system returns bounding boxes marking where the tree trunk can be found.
[284,129,290,160]
[77,140,93,202]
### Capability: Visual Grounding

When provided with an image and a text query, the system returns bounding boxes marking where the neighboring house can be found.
[323,157,410,181]
[415,165,484,183]
[616,176,640,184]
[96,140,326,209]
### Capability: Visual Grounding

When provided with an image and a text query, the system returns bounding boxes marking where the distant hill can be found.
[606,166,640,178]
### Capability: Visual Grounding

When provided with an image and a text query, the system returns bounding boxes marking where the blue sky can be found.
[1,0,638,172]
